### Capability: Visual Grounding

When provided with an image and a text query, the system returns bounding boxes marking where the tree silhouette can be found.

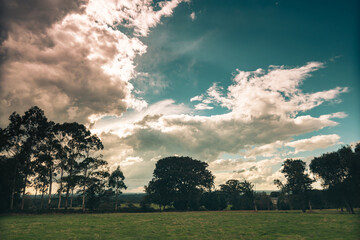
[274,159,314,212]
[145,156,214,211]
[109,166,127,211]
[310,145,360,214]
[220,179,255,210]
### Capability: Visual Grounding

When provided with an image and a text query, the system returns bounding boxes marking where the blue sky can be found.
[1,0,359,191]
[133,0,359,140]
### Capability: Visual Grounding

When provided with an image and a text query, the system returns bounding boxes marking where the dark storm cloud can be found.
[0,0,87,42]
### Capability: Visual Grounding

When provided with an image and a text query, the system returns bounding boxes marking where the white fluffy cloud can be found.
[107,62,347,161]
[0,0,188,125]
[208,157,286,190]
[286,134,341,154]
[93,62,348,191]
[191,62,348,118]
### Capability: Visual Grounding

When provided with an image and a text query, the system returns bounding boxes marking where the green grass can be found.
[1,210,359,240]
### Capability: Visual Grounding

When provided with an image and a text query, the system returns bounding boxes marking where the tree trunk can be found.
[41,190,44,209]
[308,200,313,212]
[344,199,354,214]
[82,168,87,212]
[115,191,118,212]
[21,173,28,210]
[65,189,69,210]
[58,168,64,209]
[34,188,37,209]
[10,159,19,210]
[47,168,52,209]
[70,189,74,208]
[65,163,73,210]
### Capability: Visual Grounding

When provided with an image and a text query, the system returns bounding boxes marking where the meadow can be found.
[1,210,359,240]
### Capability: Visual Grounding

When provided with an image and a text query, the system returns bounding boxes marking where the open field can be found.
[1,210,359,240]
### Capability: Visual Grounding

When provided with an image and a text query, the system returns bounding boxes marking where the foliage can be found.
[274,159,314,212]
[220,179,255,210]
[0,106,111,212]
[310,144,360,214]
[109,166,127,211]
[145,156,214,211]
[201,191,227,210]
[254,192,273,210]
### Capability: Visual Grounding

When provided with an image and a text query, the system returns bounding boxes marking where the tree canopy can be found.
[0,106,126,212]
[274,159,314,212]
[310,144,360,214]
[220,179,255,210]
[145,156,214,210]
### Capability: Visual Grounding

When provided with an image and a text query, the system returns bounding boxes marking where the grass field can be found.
[1,210,359,240]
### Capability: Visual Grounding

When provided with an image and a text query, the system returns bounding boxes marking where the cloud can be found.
[107,62,346,161]
[194,103,213,110]
[86,0,187,37]
[190,95,203,102]
[0,0,188,126]
[0,0,88,42]
[192,62,348,118]
[208,157,285,190]
[92,62,347,191]
[190,12,196,21]
[242,141,284,159]
[285,134,341,154]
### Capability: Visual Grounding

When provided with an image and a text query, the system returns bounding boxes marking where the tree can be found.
[78,156,107,212]
[1,107,49,210]
[52,123,72,209]
[310,144,360,214]
[220,179,255,210]
[77,134,104,212]
[109,166,127,211]
[2,112,25,210]
[145,156,214,211]
[59,122,90,210]
[255,192,273,210]
[84,169,110,211]
[201,191,227,211]
[19,107,50,210]
[274,159,314,212]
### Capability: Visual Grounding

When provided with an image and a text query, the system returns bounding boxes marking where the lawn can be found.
[0,210,359,240]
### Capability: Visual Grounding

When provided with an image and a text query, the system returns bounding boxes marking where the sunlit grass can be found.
[1,210,359,240]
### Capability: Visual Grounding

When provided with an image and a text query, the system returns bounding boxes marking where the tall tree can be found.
[310,144,360,214]
[84,169,110,211]
[20,106,49,210]
[274,159,314,212]
[145,156,214,211]
[1,107,49,210]
[109,166,127,211]
[2,112,25,210]
[60,122,89,210]
[52,123,73,209]
[77,134,104,212]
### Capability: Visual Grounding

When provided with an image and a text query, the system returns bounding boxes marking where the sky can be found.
[1,0,359,192]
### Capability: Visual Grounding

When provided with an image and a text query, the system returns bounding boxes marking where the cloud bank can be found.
[93,62,346,190]
[0,0,188,125]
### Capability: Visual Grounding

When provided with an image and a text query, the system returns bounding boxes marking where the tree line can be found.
[1,106,359,213]
[141,152,359,213]
[0,106,126,212]
[274,145,360,214]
